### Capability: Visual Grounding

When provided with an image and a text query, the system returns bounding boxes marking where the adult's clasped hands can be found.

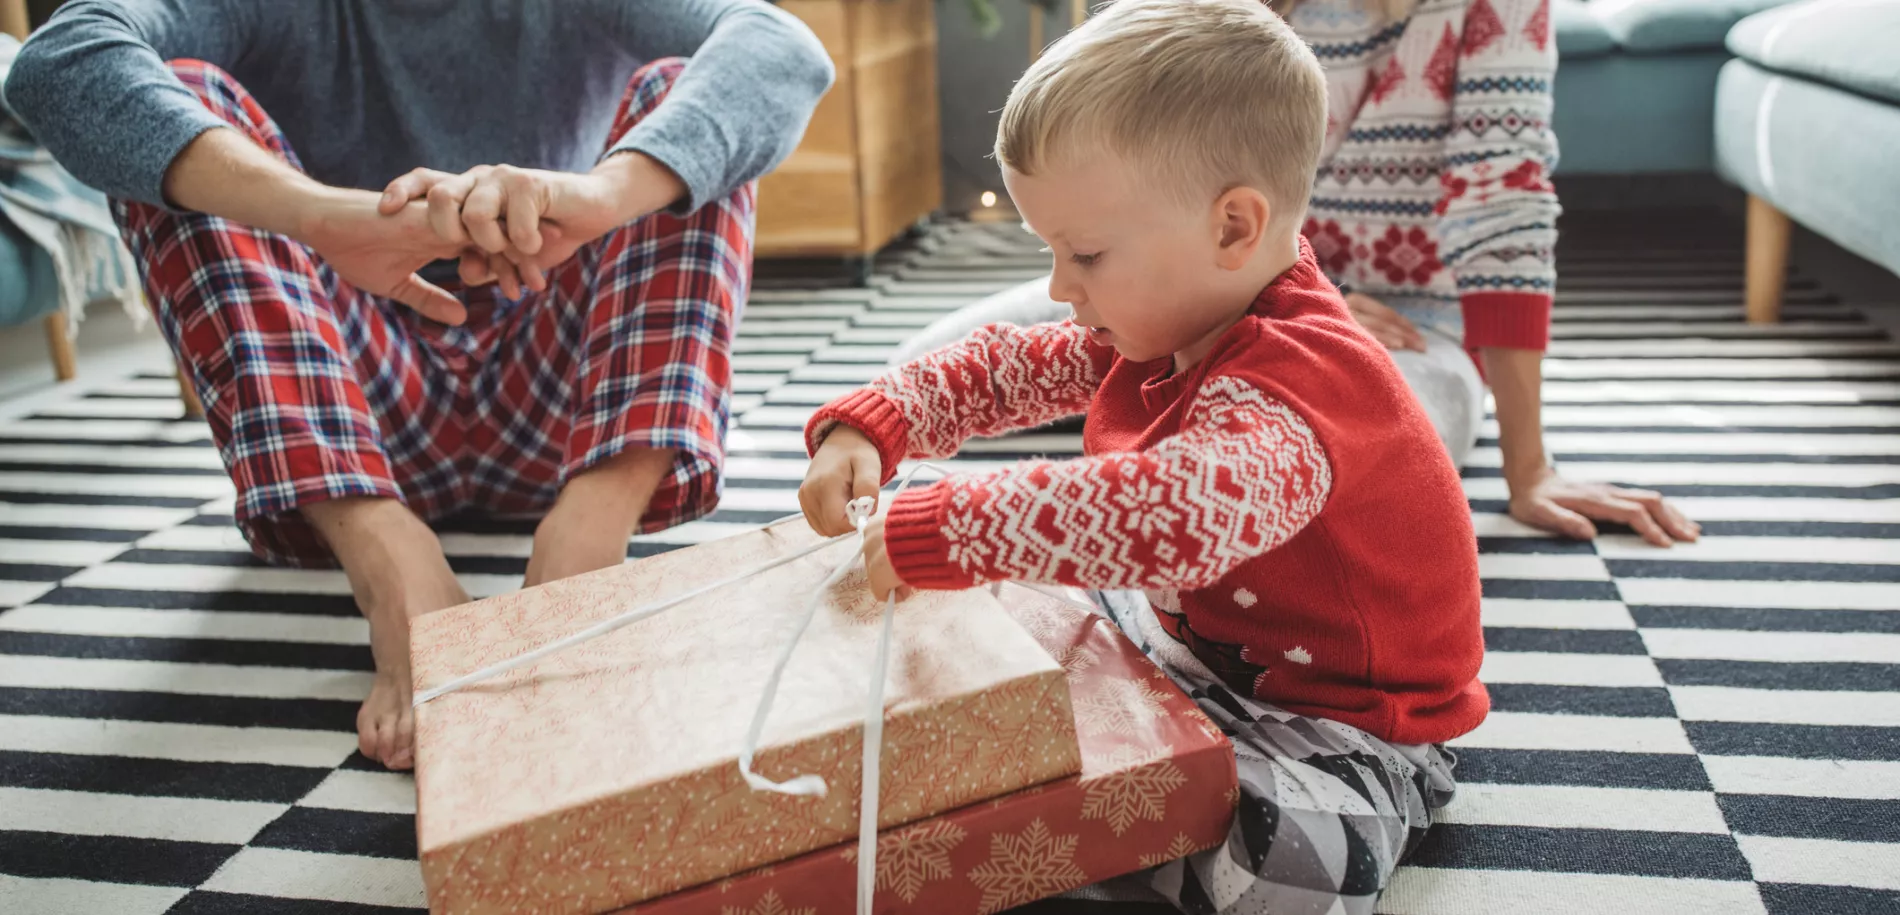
[297,153,679,327]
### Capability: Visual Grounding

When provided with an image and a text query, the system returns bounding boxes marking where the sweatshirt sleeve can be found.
[880,375,1335,591]
[596,0,835,213]
[804,320,1116,482]
[1434,0,1561,351]
[3,0,264,208]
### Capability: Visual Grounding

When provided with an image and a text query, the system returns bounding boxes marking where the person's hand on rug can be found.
[379,151,687,298]
[1483,346,1701,546]
[1340,289,1704,547]
[1510,466,1701,547]
[1346,292,1427,352]
[799,425,884,537]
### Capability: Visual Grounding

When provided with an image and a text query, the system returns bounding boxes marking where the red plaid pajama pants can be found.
[113,59,755,568]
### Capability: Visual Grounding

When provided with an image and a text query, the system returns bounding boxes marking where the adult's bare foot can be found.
[358,636,415,770]
[304,497,469,770]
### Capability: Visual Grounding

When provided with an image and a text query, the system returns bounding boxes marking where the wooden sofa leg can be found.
[1745,195,1791,325]
[176,365,205,420]
[44,314,77,381]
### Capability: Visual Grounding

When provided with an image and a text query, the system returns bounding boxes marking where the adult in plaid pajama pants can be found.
[111,59,755,770]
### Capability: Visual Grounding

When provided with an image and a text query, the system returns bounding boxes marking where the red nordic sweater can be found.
[805,244,1488,745]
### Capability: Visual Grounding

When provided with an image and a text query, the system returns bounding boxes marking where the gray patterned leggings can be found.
[1061,591,1460,915]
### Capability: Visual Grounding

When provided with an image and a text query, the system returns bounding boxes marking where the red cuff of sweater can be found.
[883,483,976,590]
[804,388,910,485]
[1461,292,1552,352]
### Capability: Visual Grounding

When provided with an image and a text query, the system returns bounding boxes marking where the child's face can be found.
[1003,155,1238,365]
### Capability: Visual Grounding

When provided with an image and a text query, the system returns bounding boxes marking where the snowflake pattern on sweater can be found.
[1294,0,1560,351]
[934,374,1334,591]
[808,321,1334,593]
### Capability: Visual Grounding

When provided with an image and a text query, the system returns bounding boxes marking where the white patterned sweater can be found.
[1292,0,1561,351]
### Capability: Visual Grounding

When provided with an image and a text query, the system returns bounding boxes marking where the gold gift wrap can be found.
[410,520,1082,915]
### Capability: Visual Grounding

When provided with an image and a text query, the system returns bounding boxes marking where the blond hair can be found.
[996,0,1328,230]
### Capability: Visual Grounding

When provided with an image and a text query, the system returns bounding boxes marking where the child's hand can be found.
[861,515,912,602]
[799,425,884,536]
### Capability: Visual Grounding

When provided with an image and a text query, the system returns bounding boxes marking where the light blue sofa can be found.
[1714,0,1900,322]
[1552,0,1796,174]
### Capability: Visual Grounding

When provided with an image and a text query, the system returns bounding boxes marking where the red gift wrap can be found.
[626,586,1239,915]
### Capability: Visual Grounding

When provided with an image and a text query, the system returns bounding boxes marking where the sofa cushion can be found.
[1554,0,1618,58]
[1716,58,1900,279]
[1591,0,1795,53]
[1728,0,1900,106]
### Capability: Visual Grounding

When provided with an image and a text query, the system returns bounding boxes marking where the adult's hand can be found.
[1345,292,1427,352]
[379,153,687,298]
[158,128,468,325]
[297,191,468,325]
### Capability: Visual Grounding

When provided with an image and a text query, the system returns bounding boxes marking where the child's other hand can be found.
[799,425,884,536]
[861,515,912,602]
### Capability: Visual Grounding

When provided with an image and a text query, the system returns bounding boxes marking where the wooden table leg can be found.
[44,314,77,381]
[1745,195,1791,325]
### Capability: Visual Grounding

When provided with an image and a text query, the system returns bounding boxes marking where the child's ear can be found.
[1212,186,1272,270]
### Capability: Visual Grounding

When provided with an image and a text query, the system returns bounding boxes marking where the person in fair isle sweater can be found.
[803,1,1475,910]
[895,0,1703,548]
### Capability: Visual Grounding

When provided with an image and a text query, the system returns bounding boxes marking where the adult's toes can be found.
[371,716,397,767]
[387,712,416,770]
[357,710,381,763]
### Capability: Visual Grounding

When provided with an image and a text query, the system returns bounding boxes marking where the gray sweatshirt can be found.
[3,0,834,213]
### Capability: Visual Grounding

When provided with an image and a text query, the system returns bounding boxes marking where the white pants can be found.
[892,278,1486,468]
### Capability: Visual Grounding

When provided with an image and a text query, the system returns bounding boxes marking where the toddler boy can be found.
[799,1,1483,910]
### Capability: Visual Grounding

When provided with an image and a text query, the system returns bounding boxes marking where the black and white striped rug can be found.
[1,211,1896,915]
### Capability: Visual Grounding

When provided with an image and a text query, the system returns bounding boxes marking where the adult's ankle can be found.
[303,496,461,613]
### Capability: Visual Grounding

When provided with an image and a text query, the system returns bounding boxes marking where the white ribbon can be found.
[413,463,950,915]
[733,492,888,802]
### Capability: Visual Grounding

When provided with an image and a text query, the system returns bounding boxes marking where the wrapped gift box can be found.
[411,520,1083,915]
[626,586,1239,915]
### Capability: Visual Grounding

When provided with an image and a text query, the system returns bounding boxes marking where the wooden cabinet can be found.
[754,0,943,259]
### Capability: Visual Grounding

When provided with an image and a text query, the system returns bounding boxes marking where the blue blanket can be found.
[0,33,141,332]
